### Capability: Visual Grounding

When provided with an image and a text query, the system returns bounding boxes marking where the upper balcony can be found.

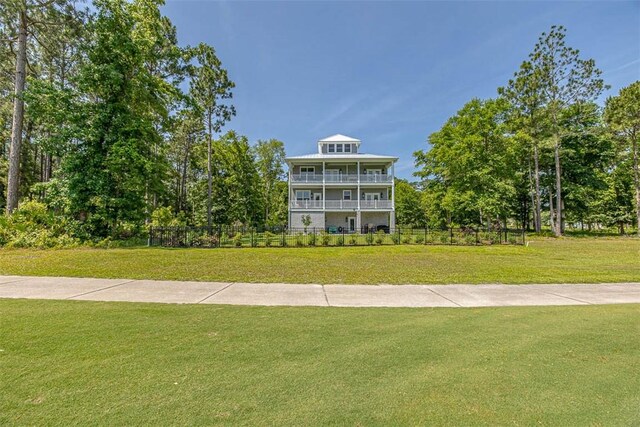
[290,199,393,210]
[291,173,393,185]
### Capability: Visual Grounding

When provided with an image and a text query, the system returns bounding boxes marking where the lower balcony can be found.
[290,200,393,210]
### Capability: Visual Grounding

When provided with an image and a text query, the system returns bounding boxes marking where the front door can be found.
[365,193,380,201]
[348,217,356,232]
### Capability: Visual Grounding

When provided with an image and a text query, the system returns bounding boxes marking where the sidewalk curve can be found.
[1,275,640,308]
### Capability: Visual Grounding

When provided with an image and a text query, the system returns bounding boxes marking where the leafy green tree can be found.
[605,81,640,236]
[1,0,79,213]
[499,61,548,231]
[415,98,517,228]
[253,139,286,226]
[188,43,235,227]
[62,0,179,236]
[559,103,613,229]
[527,25,607,235]
[394,179,426,227]
[194,131,262,226]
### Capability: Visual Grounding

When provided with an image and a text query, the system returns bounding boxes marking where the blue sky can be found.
[162,1,640,179]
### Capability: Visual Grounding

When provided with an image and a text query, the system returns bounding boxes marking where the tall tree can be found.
[62,0,180,236]
[1,0,77,213]
[499,61,547,231]
[605,81,640,236]
[189,43,235,227]
[528,25,606,235]
[253,139,286,226]
[415,98,517,228]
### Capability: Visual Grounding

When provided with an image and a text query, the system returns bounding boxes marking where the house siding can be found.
[290,212,325,230]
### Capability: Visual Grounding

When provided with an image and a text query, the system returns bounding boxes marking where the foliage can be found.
[150,207,186,227]
[394,179,426,226]
[605,81,640,235]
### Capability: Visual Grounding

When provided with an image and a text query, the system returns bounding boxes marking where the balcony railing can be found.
[290,200,393,210]
[290,173,323,183]
[359,174,393,183]
[290,200,324,209]
[291,173,393,183]
[325,200,358,209]
[361,200,393,209]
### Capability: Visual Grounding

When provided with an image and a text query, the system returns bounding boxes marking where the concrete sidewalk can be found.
[1,275,640,307]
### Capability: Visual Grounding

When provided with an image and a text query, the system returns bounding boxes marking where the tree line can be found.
[2,6,638,244]
[1,0,288,242]
[404,26,639,236]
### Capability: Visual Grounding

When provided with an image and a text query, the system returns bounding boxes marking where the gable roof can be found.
[318,134,361,143]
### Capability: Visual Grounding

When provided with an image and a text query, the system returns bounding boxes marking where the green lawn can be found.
[1,299,639,425]
[0,238,638,284]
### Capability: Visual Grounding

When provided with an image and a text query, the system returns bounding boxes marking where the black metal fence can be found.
[148,226,526,248]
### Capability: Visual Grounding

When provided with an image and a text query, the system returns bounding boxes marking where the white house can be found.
[286,134,398,233]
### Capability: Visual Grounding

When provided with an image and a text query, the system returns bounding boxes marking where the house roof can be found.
[318,134,361,143]
[286,153,398,162]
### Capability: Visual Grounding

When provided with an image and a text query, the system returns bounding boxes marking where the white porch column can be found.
[322,161,326,211]
[357,161,361,210]
[391,162,395,210]
[288,164,292,228]
[390,211,396,229]
[356,211,362,233]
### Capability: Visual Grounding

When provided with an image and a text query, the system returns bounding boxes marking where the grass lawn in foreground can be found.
[0,238,639,284]
[1,299,639,425]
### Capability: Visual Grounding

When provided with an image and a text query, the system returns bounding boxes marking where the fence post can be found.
[148,227,153,247]
[424,227,427,245]
[450,227,453,245]
[475,228,479,245]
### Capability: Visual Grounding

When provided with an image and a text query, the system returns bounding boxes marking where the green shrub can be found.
[391,232,400,244]
[295,232,304,247]
[402,234,412,244]
[439,233,450,244]
[349,234,358,245]
[365,232,374,245]
[415,234,425,244]
[375,230,385,245]
[336,235,344,246]
[320,232,330,246]
[307,232,316,246]
[264,232,273,247]
[233,232,243,247]
[464,234,477,245]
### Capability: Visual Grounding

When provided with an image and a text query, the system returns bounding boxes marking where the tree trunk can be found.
[553,136,563,236]
[6,10,28,214]
[207,114,213,227]
[180,135,191,212]
[633,135,640,237]
[533,145,542,232]
[549,189,556,234]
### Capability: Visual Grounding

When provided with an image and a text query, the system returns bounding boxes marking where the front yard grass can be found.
[1,299,639,425]
[0,237,638,284]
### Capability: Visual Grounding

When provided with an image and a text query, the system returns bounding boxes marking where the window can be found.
[344,144,351,153]
[343,190,351,200]
[296,190,311,200]
[336,144,343,153]
[328,144,335,153]
[300,166,315,174]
